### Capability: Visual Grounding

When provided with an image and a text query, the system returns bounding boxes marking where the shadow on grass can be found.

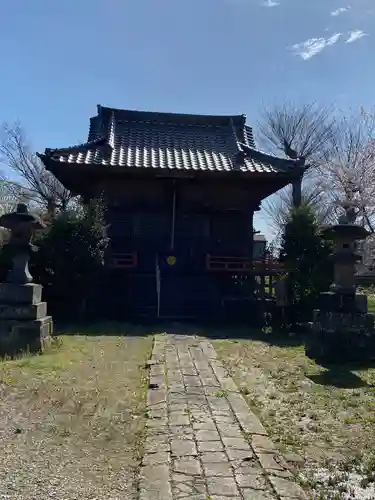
[307,369,371,389]
[56,321,151,337]
[195,325,305,348]
[307,360,375,389]
[55,319,305,347]
[55,321,375,390]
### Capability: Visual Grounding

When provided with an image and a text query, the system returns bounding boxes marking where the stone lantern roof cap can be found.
[0,203,45,230]
[322,224,369,241]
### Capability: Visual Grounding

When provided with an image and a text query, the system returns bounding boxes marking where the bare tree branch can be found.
[257,101,337,207]
[261,179,335,244]
[258,103,375,234]
[260,105,375,261]
[257,101,337,167]
[0,122,76,216]
[0,179,22,244]
[317,108,375,232]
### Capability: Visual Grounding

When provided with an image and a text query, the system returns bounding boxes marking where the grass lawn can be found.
[213,335,375,499]
[367,294,375,313]
[0,326,153,499]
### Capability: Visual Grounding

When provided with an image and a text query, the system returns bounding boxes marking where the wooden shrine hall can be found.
[39,105,305,322]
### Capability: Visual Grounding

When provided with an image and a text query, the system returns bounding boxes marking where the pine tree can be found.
[279,204,332,310]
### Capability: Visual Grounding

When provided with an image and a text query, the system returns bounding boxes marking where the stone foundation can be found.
[0,283,53,356]
[306,304,375,363]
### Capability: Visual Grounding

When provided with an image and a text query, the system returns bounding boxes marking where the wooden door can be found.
[156,213,208,318]
[156,252,192,318]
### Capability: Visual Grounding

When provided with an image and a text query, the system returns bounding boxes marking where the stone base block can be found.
[0,302,47,320]
[0,283,42,305]
[0,316,53,356]
[312,309,374,331]
[319,291,367,313]
[306,309,375,363]
[355,294,368,313]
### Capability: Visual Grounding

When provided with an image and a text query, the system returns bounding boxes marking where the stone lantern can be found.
[305,200,375,363]
[0,203,44,284]
[325,200,369,298]
[0,204,53,356]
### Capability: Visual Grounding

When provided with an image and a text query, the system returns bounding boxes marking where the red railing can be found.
[206,254,284,273]
[108,252,284,273]
[253,258,284,273]
[110,252,137,269]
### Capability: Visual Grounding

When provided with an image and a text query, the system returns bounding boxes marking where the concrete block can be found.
[0,283,42,305]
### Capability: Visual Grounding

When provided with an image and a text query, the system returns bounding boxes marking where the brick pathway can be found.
[139,334,308,500]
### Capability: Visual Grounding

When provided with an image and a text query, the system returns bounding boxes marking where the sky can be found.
[0,0,374,238]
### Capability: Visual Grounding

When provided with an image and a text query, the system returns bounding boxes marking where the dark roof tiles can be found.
[43,106,300,175]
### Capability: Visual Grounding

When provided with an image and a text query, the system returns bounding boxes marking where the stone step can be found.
[0,283,42,305]
[0,302,47,320]
[0,316,53,355]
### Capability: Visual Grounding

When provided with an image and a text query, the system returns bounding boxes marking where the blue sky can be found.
[0,0,373,237]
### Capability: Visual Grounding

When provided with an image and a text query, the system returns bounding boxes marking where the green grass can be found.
[357,286,375,313]
[0,327,153,498]
[213,338,375,494]
[367,295,375,313]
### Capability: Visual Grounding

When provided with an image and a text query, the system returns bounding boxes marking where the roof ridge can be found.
[97,105,246,127]
[38,107,306,181]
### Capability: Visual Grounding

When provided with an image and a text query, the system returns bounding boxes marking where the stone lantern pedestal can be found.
[305,202,375,363]
[0,204,53,356]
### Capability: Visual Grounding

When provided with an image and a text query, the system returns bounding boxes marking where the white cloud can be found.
[292,33,341,60]
[345,29,367,43]
[262,0,279,7]
[331,6,350,16]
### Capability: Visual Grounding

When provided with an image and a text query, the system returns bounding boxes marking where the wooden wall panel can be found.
[178,180,250,211]
[96,179,168,208]
[97,176,258,260]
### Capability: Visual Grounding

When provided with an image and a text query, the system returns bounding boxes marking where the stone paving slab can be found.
[138,333,308,500]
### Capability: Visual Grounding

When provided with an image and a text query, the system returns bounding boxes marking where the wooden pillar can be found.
[292,172,303,208]
[248,202,261,298]
[170,180,177,251]
[247,202,261,261]
[247,207,254,261]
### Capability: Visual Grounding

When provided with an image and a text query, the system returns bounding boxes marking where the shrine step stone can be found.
[138,333,308,500]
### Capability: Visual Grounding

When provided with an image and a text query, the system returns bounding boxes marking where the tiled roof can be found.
[41,106,301,175]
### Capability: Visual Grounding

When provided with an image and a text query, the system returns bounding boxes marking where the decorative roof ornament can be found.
[282,139,306,166]
[283,139,299,160]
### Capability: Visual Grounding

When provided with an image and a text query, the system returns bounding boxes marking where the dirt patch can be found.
[0,329,153,499]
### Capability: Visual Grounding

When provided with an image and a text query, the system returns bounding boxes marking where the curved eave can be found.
[239,142,309,175]
[39,156,298,198]
[40,155,299,179]
[38,154,90,194]
[43,136,108,157]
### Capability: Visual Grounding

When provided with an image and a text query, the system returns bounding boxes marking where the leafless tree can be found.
[0,180,18,210]
[261,182,335,243]
[0,122,75,217]
[257,101,337,207]
[261,105,375,261]
[313,107,375,267]
[316,108,375,230]
[0,179,22,244]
